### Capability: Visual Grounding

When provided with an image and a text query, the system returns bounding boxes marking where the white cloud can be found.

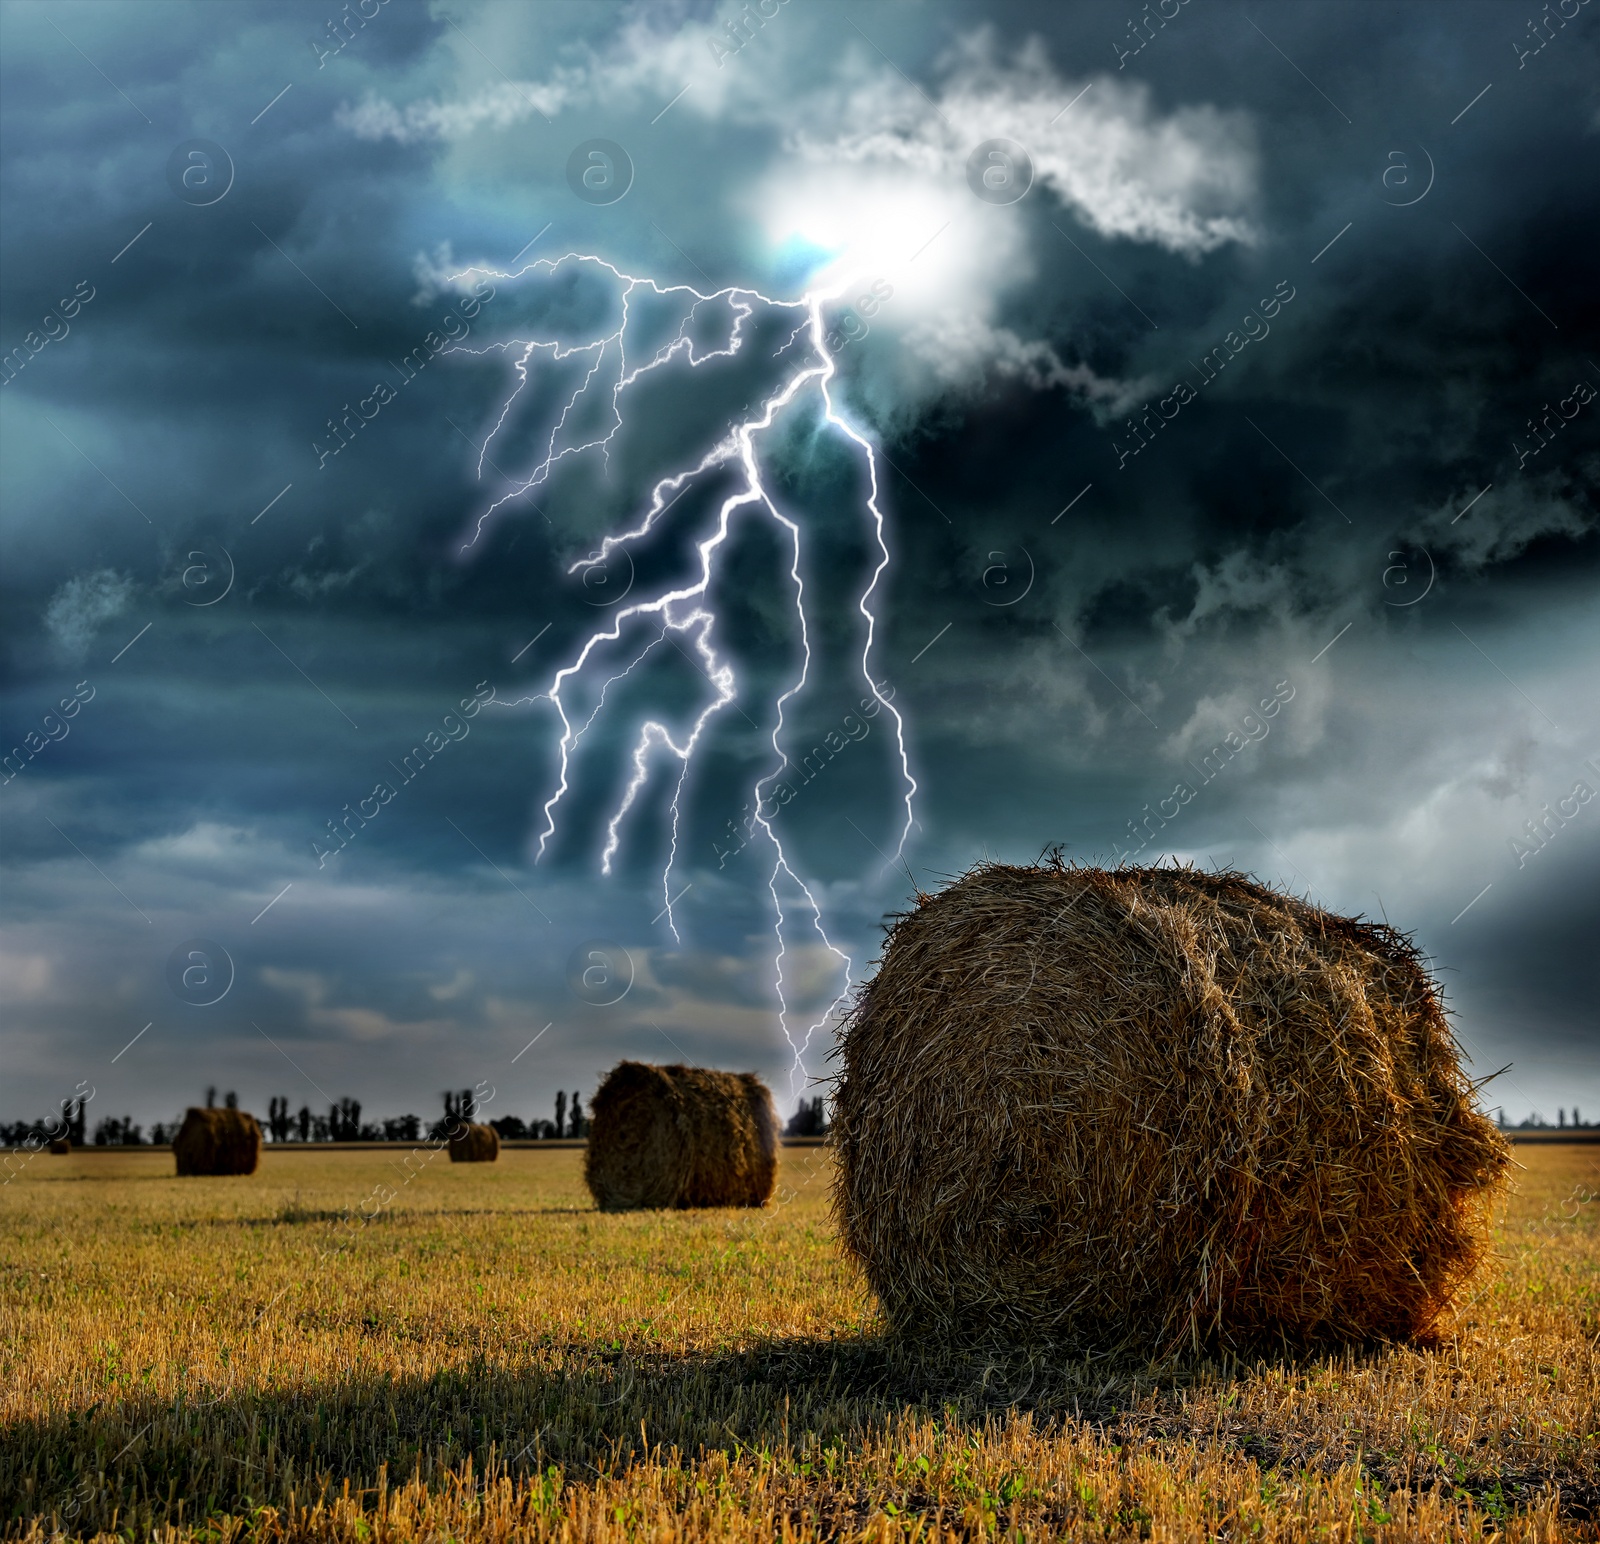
[43,569,133,662]
[757,35,1255,418]
[786,32,1258,259]
[259,966,454,1044]
[339,19,1256,419]
[0,951,52,1001]
[341,20,1258,264]
[337,79,568,144]
[429,968,474,1002]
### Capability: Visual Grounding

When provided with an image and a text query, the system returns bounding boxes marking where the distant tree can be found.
[568,1092,584,1138]
[785,1096,827,1138]
[267,1097,293,1143]
[383,1114,421,1143]
[61,1096,88,1147]
[554,1091,567,1140]
[310,1111,332,1142]
[329,1097,361,1141]
[205,1086,217,1109]
[438,1089,477,1139]
[92,1117,142,1146]
[224,1090,238,1110]
[490,1115,528,1140]
[296,1105,312,1142]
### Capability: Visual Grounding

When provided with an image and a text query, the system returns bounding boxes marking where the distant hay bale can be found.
[447,1122,500,1163]
[47,1137,70,1155]
[585,1062,778,1211]
[173,1106,261,1176]
[833,862,1511,1354]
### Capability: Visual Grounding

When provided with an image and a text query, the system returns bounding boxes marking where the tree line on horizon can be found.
[4,1087,836,1147]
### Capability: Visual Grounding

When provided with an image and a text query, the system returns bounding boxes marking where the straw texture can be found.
[832,861,1510,1353]
[585,1062,778,1211]
[172,1106,262,1176]
[447,1122,500,1163]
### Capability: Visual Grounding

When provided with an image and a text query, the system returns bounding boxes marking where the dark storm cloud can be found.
[2,0,1595,1130]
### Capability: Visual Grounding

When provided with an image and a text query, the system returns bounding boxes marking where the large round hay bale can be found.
[447,1121,500,1163]
[834,862,1511,1353]
[585,1062,778,1211]
[47,1137,71,1155]
[173,1106,261,1176]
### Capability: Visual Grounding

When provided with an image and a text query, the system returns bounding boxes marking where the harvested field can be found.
[0,1143,1594,1541]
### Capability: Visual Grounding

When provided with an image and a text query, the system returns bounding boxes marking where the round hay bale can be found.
[173,1106,261,1176]
[833,862,1511,1353]
[585,1062,778,1211]
[447,1121,500,1163]
[47,1137,71,1155]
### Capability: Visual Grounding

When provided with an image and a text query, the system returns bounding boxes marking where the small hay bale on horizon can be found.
[833,860,1511,1355]
[173,1106,262,1176]
[585,1061,778,1211]
[447,1122,500,1163]
[47,1137,70,1155]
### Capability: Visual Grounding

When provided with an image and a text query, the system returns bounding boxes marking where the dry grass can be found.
[0,1142,1594,1541]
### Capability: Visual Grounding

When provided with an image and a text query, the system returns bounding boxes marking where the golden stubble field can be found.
[1,1142,1595,1542]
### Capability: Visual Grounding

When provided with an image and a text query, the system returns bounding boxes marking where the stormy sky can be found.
[2,0,1596,1135]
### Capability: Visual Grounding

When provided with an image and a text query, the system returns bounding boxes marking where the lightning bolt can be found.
[449,252,917,1089]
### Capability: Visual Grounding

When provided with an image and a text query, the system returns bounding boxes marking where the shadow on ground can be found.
[3,1336,1588,1531]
